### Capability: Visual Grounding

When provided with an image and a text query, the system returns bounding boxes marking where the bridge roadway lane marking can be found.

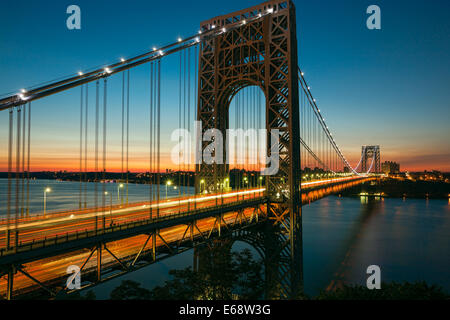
[0,176,365,234]
[0,188,266,233]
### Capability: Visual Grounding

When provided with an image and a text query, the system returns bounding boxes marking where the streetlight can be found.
[117,183,124,202]
[104,191,112,228]
[200,179,205,194]
[166,180,172,199]
[43,187,51,216]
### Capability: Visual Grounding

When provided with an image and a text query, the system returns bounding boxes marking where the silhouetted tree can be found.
[110,280,151,300]
[316,281,448,300]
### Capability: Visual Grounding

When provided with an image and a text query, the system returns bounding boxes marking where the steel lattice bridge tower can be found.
[0,0,380,300]
[361,145,381,173]
[197,0,302,297]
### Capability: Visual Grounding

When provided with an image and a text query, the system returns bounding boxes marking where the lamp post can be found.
[224,178,229,191]
[104,191,112,229]
[166,180,172,199]
[200,179,205,194]
[117,183,124,203]
[43,187,51,216]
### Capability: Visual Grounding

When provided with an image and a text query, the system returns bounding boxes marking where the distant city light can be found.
[178,37,182,42]
[120,58,125,62]
[78,71,83,76]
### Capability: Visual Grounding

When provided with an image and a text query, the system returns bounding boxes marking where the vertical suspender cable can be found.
[102,78,108,229]
[121,72,125,204]
[183,49,186,196]
[188,47,191,203]
[178,50,182,202]
[153,63,157,202]
[15,107,21,219]
[156,59,161,218]
[95,80,99,231]
[79,85,84,209]
[15,106,21,246]
[84,84,88,208]
[26,102,31,216]
[21,104,26,217]
[126,70,130,204]
[194,44,198,208]
[149,62,154,219]
[6,109,13,249]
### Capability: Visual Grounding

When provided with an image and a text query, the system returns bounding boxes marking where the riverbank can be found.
[339,178,450,199]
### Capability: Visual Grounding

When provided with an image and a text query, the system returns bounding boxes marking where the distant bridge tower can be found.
[361,145,380,173]
[196,0,302,298]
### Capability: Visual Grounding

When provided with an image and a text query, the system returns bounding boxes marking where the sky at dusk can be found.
[0,0,449,172]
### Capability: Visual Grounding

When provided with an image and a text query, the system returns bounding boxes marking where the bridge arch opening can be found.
[226,84,266,190]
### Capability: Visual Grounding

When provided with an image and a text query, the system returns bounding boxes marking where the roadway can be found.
[0,175,371,298]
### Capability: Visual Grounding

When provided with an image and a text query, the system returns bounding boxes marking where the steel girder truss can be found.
[0,205,265,300]
[196,0,302,298]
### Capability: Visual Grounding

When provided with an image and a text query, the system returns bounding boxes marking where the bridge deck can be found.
[0,176,373,299]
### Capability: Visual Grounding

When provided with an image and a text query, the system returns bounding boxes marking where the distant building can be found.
[381,161,400,174]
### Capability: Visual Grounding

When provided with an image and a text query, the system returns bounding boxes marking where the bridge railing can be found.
[0,195,267,258]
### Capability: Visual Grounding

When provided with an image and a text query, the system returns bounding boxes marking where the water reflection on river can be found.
[92,195,449,299]
[1,179,448,298]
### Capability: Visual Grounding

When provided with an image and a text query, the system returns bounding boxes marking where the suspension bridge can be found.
[0,0,380,300]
